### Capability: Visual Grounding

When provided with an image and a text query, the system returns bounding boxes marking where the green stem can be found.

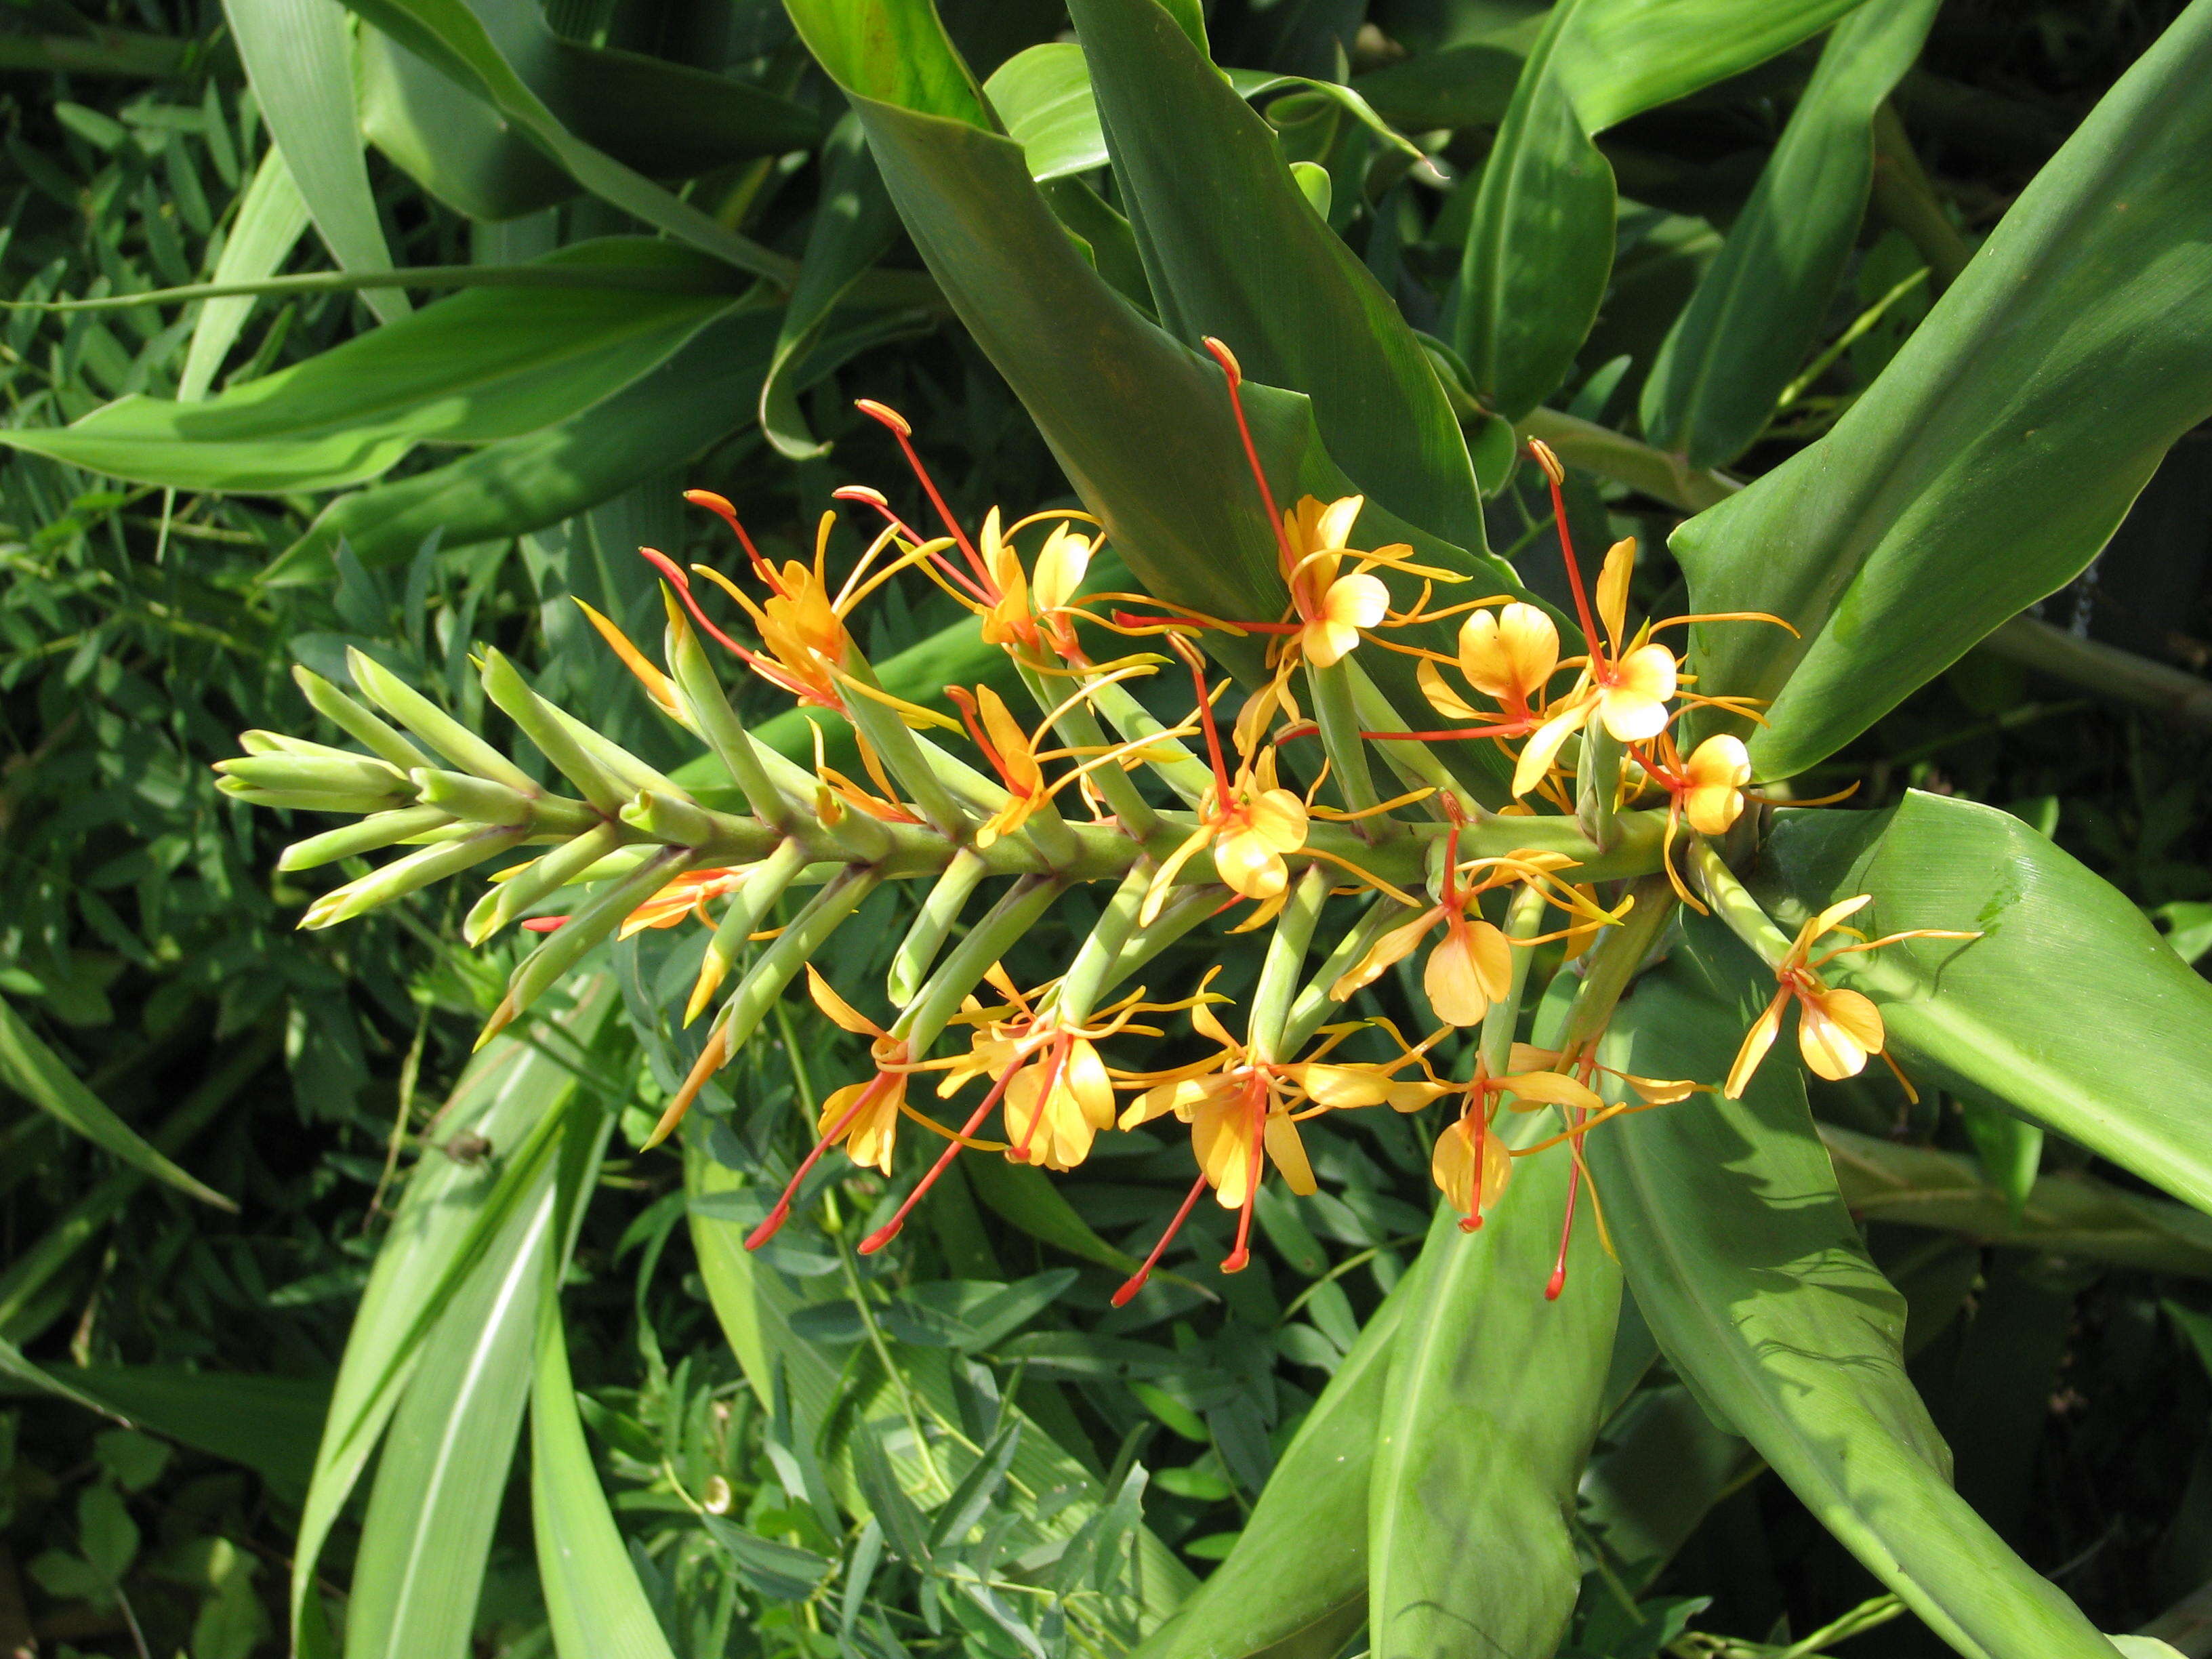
[1685,840,1796,968]
[1248,867,1330,1063]
[886,849,988,1006]
[1555,876,1680,1055]
[1307,659,1383,816]
[1479,884,1551,1077]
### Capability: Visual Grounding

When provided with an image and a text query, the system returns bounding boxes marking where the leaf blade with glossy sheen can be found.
[1452,0,1868,419]
[1369,1151,1621,1659]
[1069,0,1483,550]
[1595,932,2122,1659]
[1754,791,2212,1218]
[1677,6,2212,777]
[1640,0,1941,466]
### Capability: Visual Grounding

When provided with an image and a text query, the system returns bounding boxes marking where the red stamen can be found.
[1221,1079,1267,1274]
[745,1074,890,1250]
[1112,1171,1212,1307]
[1272,721,1320,745]
[1545,1158,1580,1301]
[682,490,778,590]
[1171,637,1234,794]
[854,400,992,590]
[1202,337,1299,581]
[859,1065,1019,1254]
[520,916,569,933]
[639,548,751,655]
[1009,1034,1069,1164]
[1532,448,1605,676]
[945,687,1012,783]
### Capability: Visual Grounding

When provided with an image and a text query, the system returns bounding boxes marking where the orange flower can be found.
[1726,896,1977,1097]
[618,866,751,939]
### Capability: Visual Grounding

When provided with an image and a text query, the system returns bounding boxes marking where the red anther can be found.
[1221,1244,1250,1273]
[1271,721,1320,744]
[1544,1162,1580,1302]
[681,490,773,583]
[1458,1214,1485,1235]
[520,916,569,933]
[1112,1171,1211,1307]
[832,484,889,506]
[854,398,912,438]
[640,547,747,655]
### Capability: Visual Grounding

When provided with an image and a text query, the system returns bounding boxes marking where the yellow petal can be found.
[1460,603,1559,702]
[1597,646,1677,741]
[1214,830,1288,901]
[1418,659,1484,722]
[806,964,883,1038]
[1263,1113,1317,1195]
[1497,1070,1604,1113]
[1683,783,1744,837]
[1798,985,1883,1080]
[1250,787,1309,852]
[1193,1097,1258,1208]
[1424,926,1493,1027]
[1033,525,1091,612]
[1725,992,1788,1099]
[1595,537,1636,655]
[1513,699,1590,797]
[1316,494,1364,552]
[1330,909,1438,1001]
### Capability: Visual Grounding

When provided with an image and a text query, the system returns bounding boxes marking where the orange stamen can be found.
[1112,1171,1211,1307]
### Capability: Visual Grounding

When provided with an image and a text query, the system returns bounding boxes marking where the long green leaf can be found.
[1369,1147,1621,1659]
[759,116,905,461]
[179,143,311,402]
[61,1366,329,1502]
[221,0,409,323]
[1068,0,1484,550]
[4,239,741,493]
[1820,1124,2212,1279]
[1639,0,1940,466]
[1754,791,2212,1218]
[1595,928,2121,1659]
[289,979,614,1651]
[531,1269,680,1659]
[1452,0,1868,419]
[334,0,796,281]
[0,994,232,1210]
[1678,3,2212,778]
[268,305,920,579]
[356,0,821,221]
[346,1075,613,1659]
[1130,1256,1420,1659]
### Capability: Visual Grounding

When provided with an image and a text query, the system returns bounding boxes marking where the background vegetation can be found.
[2,1,2211,1656]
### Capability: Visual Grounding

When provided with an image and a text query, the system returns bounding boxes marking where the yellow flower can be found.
[1459,602,1561,708]
[799,966,911,1174]
[1140,652,1310,924]
[1429,1060,1603,1231]
[1679,733,1753,836]
[1725,896,1977,1098]
[1281,495,1393,668]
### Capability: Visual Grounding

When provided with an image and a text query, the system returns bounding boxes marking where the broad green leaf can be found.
[530,1269,679,1659]
[1595,930,2121,1659]
[179,144,311,402]
[1452,0,1867,419]
[684,1136,1196,1631]
[1959,1101,2043,1225]
[3,239,742,493]
[346,1071,613,1659]
[0,994,232,1210]
[1820,1124,2212,1279]
[221,0,409,323]
[962,1155,1145,1275]
[289,979,613,1650]
[1753,791,2212,1219]
[0,1336,128,1420]
[1370,1145,1622,1659]
[760,117,905,461]
[356,0,820,221]
[1067,0,1485,551]
[1129,1262,1418,1659]
[781,0,989,126]
[1679,7,2212,778]
[268,306,919,579]
[335,0,794,280]
[1640,0,1941,467]
[1348,17,1540,133]
[986,42,1110,181]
